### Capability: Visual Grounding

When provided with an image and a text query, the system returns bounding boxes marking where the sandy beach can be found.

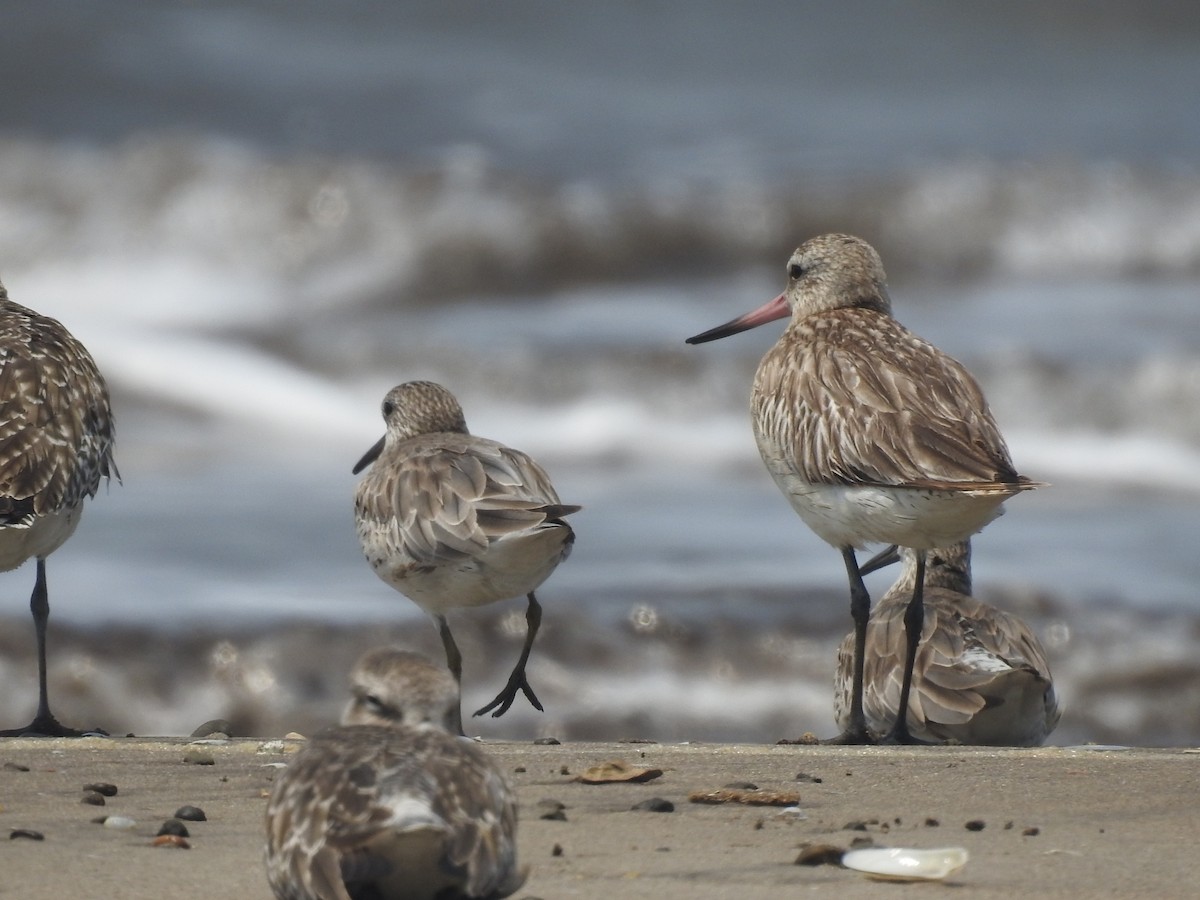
[1,735,1196,899]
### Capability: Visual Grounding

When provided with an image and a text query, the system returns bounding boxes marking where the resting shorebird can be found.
[264,648,526,900]
[687,234,1038,744]
[353,381,579,732]
[0,283,117,737]
[834,541,1060,746]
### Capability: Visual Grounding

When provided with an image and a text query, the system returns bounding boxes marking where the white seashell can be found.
[842,846,968,882]
[102,816,138,830]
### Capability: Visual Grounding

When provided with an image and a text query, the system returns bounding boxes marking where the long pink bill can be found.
[685,292,790,345]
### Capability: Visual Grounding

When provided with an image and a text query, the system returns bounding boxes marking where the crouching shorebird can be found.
[835,541,1060,746]
[686,234,1039,744]
[264,648,526,900]
[0,283,117,737]
[352,381,579,732]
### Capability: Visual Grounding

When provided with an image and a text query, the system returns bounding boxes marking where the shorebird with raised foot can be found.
[687,234,1039,744]
[353,381,579,733]
[264,647,526,900]
[0,282,117,737]
[835,541,1060,746]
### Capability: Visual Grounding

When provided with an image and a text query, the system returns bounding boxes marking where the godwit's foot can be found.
[821,727,878,746]
[473,671,543,718]
[878,723,934,746]
[0,713,106,738]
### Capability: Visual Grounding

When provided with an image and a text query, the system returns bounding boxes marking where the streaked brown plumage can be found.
[0,282,117,736]
[265,648,525,900]
[687,234,1038,743]
[353,381,579,731]
[834,542,1060,746]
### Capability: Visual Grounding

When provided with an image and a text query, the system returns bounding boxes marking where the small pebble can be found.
[631,798,674,813]
[965,819,986,831]
[536,800,567,822]
[924,817,940,827]
[1004,820,1014,830]
[513,765,527,774]
[3,762,30,772]
[848,835,875,849]
[173,805,207,822]
[1023,826,1041,837]
[81,792,106,806]
[157,819,190,838]
[843,819,869,831]
[558,765,570,776]
[795,772,823,784]
[102,816,137,830]
[533,737,561,746]
[551,843,564,857]
[183,750,215,766]
[151,834,191,849]
[83,782,118,797]
[722,781,758,791]
[9,829,44,841]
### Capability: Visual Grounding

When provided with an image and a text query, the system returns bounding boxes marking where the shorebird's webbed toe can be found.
[473,667,543,719]
[0,714,103,738]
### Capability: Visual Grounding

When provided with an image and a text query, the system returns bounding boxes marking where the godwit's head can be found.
[685,233,891,345]
[352,380,469,474]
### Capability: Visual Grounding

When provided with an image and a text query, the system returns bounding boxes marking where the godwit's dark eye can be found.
[382,400,394,417]
[788,263,805,279]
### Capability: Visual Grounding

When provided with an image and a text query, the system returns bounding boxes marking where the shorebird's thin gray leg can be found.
[882,548,929,745]
[474,593,544,719]
[823,548,874,745]
[0,560,85,737]
[436,614,466,735]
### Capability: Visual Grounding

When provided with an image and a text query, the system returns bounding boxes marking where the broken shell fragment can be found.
[841,846,968,882]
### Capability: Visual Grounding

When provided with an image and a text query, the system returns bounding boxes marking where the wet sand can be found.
[0,736,1195,899]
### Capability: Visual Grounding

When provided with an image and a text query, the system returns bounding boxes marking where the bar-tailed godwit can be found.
[264,647,525,900]
[835,541,1060,745]
[0,283,117,737]
[353,381,579,733]
[687,234,1039,743]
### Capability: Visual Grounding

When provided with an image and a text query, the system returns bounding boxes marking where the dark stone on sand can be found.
[157,819,190,838]
[848,836,875,849]
[925,817,940,827]
[83,782,118,797]
[1023,826,1041,836]
[537,799,567,821]
[183,750,215,766]
[533,737,561,746]
[551,843,564,857]
[190,719,235,738]
[3,762,30,772]
[9,829,44,841]
[843,820,869,831]
[632,797,675,813]
[173,805,207,822]
[795,772,823,783]
[81,791,106,806]
[722,781,758,791]
[794,843,844,866]
[965,819,986,831]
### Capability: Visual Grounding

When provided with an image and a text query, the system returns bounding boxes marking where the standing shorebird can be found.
[687,234,1038,743]
[0,283,117,737]
[353,381,579,732]
[265,647,526,900]
[834,541,1060,746]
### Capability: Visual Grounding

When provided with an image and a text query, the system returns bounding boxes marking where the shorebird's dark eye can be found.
[788,263,805,279]
[382,401,394,417]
